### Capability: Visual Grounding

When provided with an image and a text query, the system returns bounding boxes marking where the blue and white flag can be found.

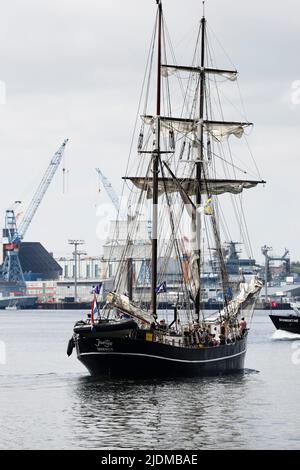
[91,283,102,295]
[155,281,167,294]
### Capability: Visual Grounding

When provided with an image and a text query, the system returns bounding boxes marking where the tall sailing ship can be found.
[68,0,265,378]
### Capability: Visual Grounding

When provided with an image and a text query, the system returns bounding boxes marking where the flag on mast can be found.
[155,281,167,294]
[91,294,98,324]
[91,283,102,295]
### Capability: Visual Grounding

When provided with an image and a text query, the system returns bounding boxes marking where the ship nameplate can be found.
[95,339,114,351]
[279,318,299,323]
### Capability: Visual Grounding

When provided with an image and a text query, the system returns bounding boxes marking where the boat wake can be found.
[272,330,300,341]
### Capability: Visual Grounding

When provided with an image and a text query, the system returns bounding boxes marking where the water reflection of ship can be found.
[71,374,248,449]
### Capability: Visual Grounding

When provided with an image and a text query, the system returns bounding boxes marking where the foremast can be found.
[151,0,162,320]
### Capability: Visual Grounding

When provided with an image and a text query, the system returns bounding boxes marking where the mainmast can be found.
[195,10,206,321]
[151,0,162,319]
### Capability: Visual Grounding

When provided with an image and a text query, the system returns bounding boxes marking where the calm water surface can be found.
[0,309,300,449]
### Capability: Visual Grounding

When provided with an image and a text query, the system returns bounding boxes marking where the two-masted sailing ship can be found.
[68,0,265,378]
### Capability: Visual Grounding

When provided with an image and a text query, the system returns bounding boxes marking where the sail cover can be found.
[123,177,265,199]
[221,278,263,321]
[142,115,252,141]
[205,122,247,140]
[106,292,155,325]
[161,64,238,82]
[188,252,200,301]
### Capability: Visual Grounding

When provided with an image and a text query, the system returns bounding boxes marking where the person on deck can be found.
[239,317,247,336]
[159,319,167,331]
[220,323,226,336]
[219,333,226,345]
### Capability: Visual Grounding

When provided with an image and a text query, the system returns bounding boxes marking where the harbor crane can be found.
[96,168,120,214]
[96,167,152,290]
[261,245,290,300]
[96,167,152,236]
[1,139,69,287]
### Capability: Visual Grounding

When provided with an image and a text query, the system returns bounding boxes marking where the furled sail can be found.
[205,278,263,323]
[106,291,155,325]
[161,64,238,81]
[205,122,248,140]
[221,278,263,321]
[142,115,252,141]
[142,115,196,134]
[123,176,265,199]
[188,252,200,301]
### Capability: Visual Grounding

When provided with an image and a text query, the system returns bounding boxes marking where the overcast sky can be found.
[0,0,299,263]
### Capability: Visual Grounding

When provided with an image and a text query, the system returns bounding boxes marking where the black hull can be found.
[73,319,138,338]
[269,314,300,334]
[75,335,247,378]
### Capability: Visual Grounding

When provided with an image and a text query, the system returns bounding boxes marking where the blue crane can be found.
[1,139,69,287]
[15,138,69,242]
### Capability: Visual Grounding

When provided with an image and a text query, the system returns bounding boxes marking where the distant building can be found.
[25,279,105,303]
[26,280,57,302]
[24,253,106,302]
[56,255,104,280]
[262,283,300,302]
[102,220,151,277]
[19,242,62,281]
[48,254,104,302]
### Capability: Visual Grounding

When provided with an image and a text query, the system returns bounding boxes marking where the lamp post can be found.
[68,240,85,302]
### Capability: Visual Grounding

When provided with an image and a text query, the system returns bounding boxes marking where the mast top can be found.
[202,1,205,19]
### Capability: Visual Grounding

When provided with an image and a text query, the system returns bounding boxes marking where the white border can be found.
[79,349,246,364]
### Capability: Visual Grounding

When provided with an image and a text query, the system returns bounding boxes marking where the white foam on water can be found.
[272,329,300,341]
